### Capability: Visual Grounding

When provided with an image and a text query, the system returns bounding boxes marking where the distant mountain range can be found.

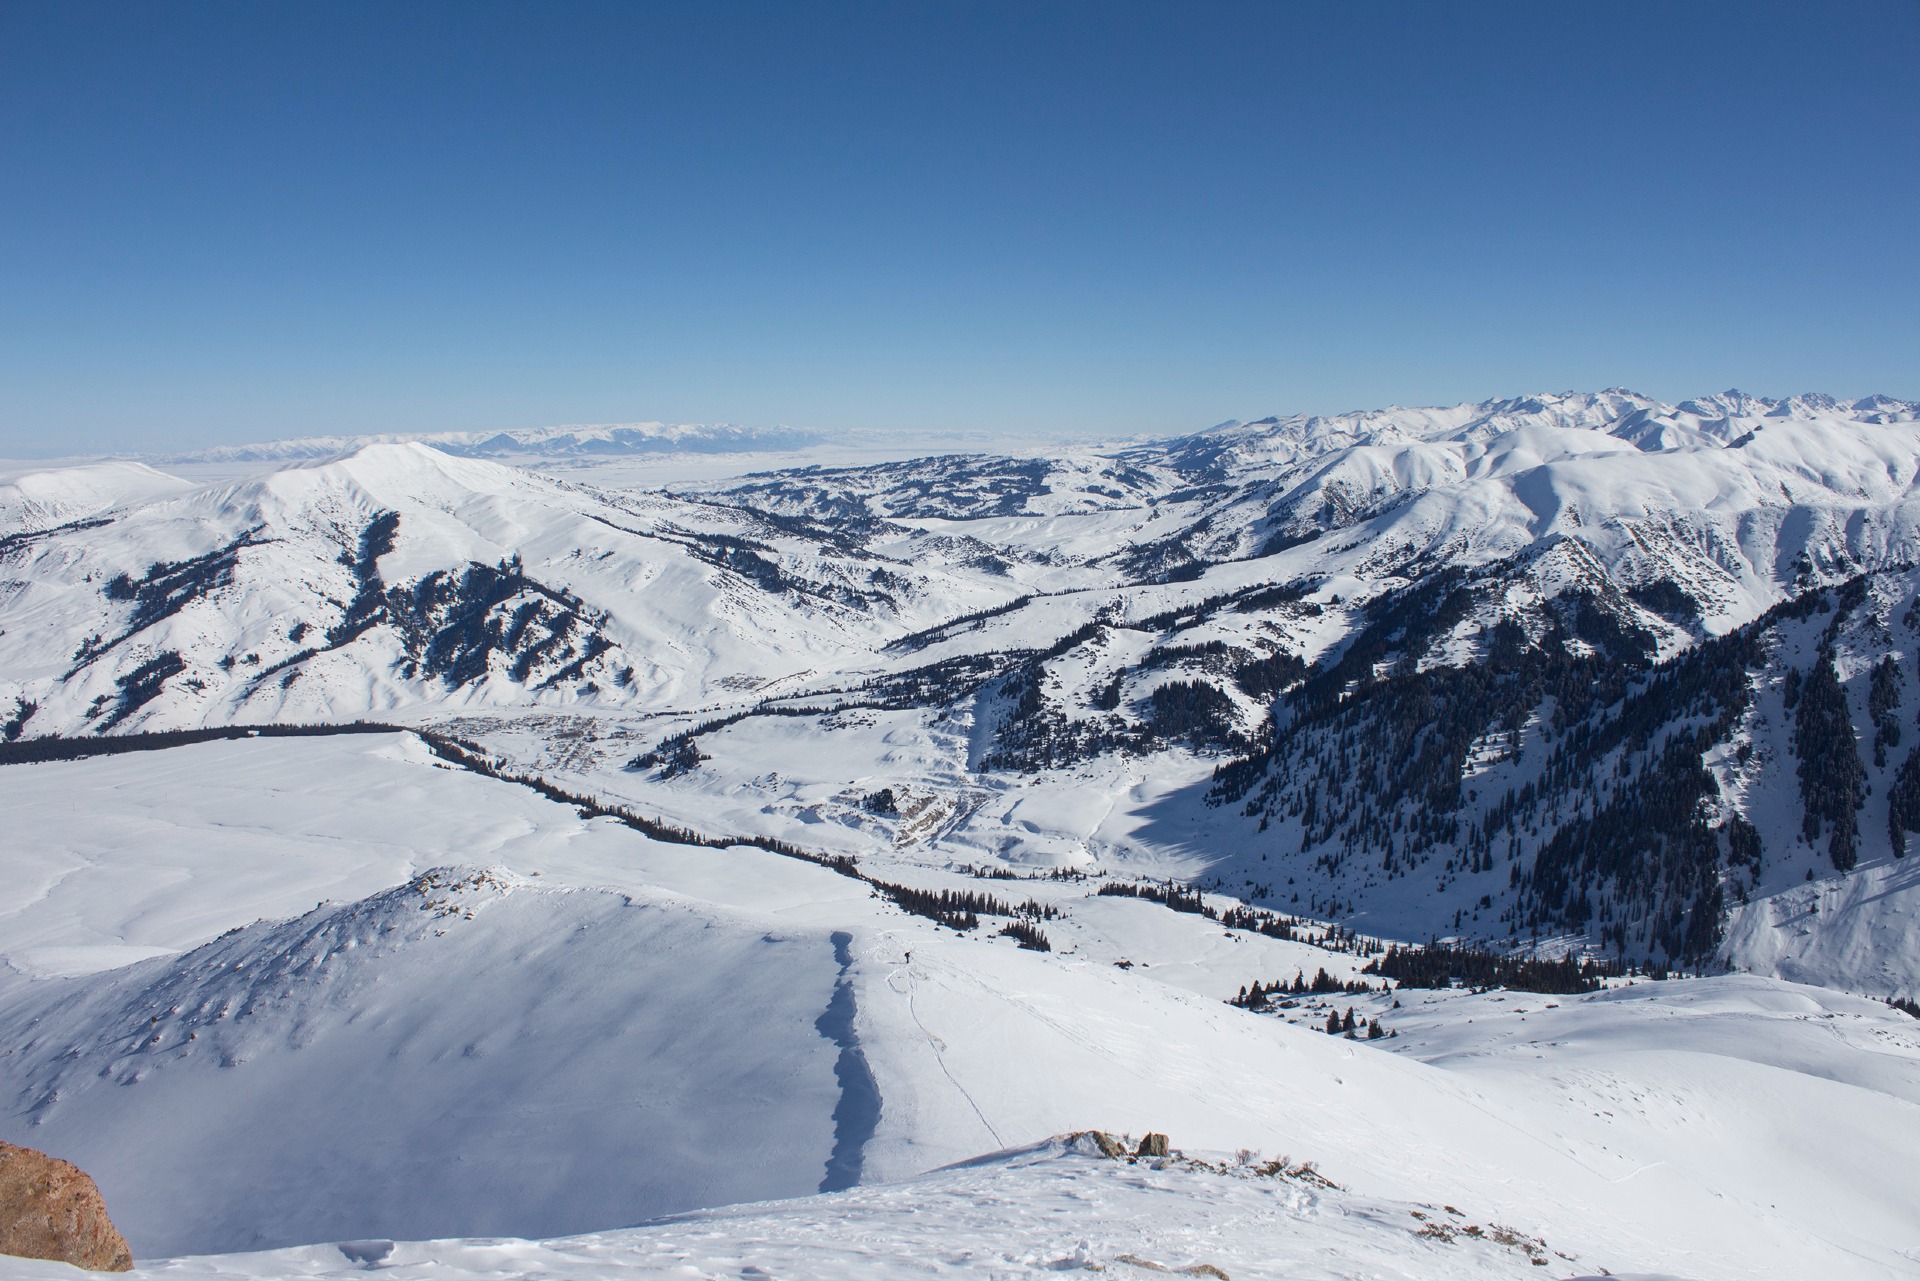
[4,388,1920,986]
[151,420,826,464]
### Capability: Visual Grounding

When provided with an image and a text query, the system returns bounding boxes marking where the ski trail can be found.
[890,951,1006,1151]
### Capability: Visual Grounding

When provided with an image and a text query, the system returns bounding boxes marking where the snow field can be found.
[2,737,1918,1275]
[12,392,1920,1277]
[0,1142,1608,1281]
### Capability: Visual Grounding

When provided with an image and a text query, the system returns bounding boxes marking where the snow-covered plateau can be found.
[4,390,1920,1278]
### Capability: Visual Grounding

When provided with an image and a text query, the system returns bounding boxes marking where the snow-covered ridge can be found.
[1186,388,1920,462]
[0,460,194,535]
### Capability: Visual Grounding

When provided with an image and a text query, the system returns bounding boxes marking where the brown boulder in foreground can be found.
[0,1142,134,1272]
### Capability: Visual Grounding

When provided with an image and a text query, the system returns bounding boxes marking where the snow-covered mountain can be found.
[0,441,1016,734]
[6,391,1920,979]
[0,461,193,535]
[6,390,1920,1276]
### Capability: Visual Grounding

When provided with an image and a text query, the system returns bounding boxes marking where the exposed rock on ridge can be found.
[0,1141,134,1271]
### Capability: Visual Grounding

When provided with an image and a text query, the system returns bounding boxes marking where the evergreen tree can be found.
[1870,655,1904,766]
[1795,651,1865,872]
[1888,745,1920,858]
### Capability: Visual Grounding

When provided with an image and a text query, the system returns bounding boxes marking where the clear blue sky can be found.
[2,1,1915,455]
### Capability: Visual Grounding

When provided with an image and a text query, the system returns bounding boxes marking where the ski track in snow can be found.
[890,956,1006,1153]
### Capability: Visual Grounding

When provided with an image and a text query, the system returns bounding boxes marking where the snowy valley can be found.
[4,390,1920,1278]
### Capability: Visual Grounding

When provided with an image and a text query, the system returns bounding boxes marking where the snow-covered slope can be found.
[0,1141,1670,1281]
[3,734,1918,1278]
[0,461,193,535]
[0,441,1028,736]
[0,1141,1672,1280]
[1,867,849,1253]
[11,391,1920,1274]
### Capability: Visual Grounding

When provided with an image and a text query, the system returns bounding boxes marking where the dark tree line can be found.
[1869,654,1903,767]
[997,920,1054,951]
[1364,944,1622,994]
[2,698,36,742]
[887,595,1036,654]
[1146,680,1247,749]
[1098,879,1210,913]
[629,734,712,779]
[0,720,403,766]
[100,530,266,647]
[1627,579,1701,626]
[1098,878,1383,955]
[1230,968,1377,1008]
[102,652,188,729]
[1885,746,1920,859]
[875,884,1057,932]
[0,515,110,561]
[628,652,1020,778]
[688,537,892,610]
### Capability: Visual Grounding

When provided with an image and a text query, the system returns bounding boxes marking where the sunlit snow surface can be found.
[1,737,1917,1278]
[8,394,1920,1278]
[0,1142,1663,1280]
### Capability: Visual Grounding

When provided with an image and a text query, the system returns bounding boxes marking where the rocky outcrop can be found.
[0,1142,134,1271]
